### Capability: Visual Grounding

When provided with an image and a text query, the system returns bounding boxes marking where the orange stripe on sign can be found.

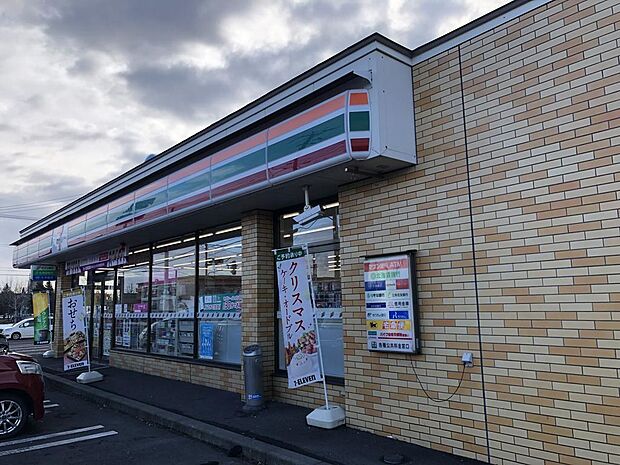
[87,204,108,218]
[108,193,134,209]
[209,131,268,166]
[269,95,346,140]
[349,92,368,105]
[134,177,168,198]
[168,157,210,184]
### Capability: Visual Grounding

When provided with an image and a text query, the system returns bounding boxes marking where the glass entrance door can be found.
[102,277,114,358]
[91,280,102,360]
[88,270,115,362]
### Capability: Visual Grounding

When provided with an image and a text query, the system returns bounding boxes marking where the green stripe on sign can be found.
[268,115,345,162]
[211,148,266,185]
[167,171,210,202]
[135,189,167,213]
[349,111,369,131]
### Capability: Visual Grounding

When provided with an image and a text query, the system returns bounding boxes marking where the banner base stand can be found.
[42,350,55,358]
[76,371,104,384]
[306,405,345,429]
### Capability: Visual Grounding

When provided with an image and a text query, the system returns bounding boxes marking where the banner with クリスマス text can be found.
[275,246,323,389]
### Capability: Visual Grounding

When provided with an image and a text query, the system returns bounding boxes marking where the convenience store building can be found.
[13,1,620,463]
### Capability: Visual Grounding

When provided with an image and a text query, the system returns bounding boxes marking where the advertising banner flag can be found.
[364,252,420,354]
[62,290,89,371]
[275,246,323,389]
[32,292,51,345]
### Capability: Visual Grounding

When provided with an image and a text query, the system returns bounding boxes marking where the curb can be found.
[44,372,330,465]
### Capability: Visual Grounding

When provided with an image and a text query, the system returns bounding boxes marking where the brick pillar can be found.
[241,210,275,400]
[51,263,71,357]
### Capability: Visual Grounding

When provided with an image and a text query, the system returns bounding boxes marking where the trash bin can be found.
[242,344,264,412]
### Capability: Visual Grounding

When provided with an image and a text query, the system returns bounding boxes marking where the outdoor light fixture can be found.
[215,226,242,235]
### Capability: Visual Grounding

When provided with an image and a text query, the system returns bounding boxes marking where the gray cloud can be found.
[0,0,509,280]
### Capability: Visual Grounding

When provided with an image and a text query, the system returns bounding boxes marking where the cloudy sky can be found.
[0,0,510,285]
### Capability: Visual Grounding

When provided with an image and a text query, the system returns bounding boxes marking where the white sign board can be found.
[364,252,420,354]
[62,290,90,371]
[275,246,323,389]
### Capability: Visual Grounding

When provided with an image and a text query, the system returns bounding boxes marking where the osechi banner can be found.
[32,292,51,345]
[62,290,89,371]
[275,246,323,389]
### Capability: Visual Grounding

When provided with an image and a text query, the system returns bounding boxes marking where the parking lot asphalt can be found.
[0,386,249,465]
[5,338,51,357]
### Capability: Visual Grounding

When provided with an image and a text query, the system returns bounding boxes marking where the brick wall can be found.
[339,0,620,464]
[241,210,276,399]
[340,44,487,461]
[462,1,620,464]
[110,350,243,392]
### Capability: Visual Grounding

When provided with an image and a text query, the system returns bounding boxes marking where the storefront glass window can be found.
[277,202,343,378]
[115,247,150,352]
[150,236,196,358]
[198,229,242,364]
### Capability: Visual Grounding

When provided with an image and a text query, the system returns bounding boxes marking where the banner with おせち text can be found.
[62,290,89,371]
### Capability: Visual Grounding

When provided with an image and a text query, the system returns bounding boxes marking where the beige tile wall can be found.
[339,43,488,461]
[463,1,620,463]
[338,0,620,464]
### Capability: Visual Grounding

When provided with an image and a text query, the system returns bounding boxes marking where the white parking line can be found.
[0,425,104,447]
[43,403,59,409]
[0,430,118,456]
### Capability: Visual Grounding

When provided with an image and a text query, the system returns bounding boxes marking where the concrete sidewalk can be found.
[37,357,487,465]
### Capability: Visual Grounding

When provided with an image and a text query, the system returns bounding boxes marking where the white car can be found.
[3,318,35,340]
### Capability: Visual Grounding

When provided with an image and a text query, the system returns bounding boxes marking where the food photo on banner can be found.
[275,246,323,389]
[32,292,51,345]
[61,290,90,371]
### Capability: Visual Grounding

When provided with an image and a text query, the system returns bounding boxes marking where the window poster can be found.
[275,246,323,389]
[199,322,214,360]
[364,251,420,354]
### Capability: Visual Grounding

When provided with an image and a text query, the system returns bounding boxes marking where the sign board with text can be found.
[31,265,57,281]
[364,251,420,354]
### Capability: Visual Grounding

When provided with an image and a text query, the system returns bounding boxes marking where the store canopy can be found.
[13,35,416,268]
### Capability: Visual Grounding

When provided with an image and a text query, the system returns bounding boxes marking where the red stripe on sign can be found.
[134,206,169,224]
[68,237,84,246]
[364,259,408,272]
[350,138,369,152]
[168,190,211,213]
[268,140,347,179]
[83,229,106,242]
[108,219,133,233]
[211,171,268,198]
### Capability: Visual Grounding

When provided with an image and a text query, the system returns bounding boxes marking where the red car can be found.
[0,353,45,438]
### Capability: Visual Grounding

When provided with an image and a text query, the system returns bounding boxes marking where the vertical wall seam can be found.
[457,43,492,464]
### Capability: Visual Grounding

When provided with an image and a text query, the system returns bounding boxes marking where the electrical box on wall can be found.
[363,250,421,354]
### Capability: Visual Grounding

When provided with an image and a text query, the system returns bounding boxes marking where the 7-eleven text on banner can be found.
[61,290,89,371]
[275,246,323,389]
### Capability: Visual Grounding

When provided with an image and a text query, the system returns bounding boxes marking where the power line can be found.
[0,214,38,221]
[0,195,78,210]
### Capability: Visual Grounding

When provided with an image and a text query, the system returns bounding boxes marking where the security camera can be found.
[293,205,323,226]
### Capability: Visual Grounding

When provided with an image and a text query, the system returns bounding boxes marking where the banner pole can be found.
[305,245,330,410]
[82,287,92,374]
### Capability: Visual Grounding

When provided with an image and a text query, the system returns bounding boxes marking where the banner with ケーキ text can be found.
[275,246,323,389]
